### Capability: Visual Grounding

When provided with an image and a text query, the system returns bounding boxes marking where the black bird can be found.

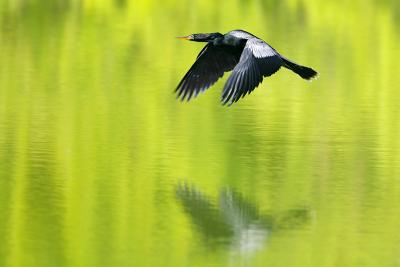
[176,30,318,105]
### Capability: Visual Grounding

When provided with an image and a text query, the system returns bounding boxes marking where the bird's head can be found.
[177,32,223,42]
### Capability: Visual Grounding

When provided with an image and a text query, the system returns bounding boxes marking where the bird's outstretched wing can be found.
[221,38,283,105]
[176,43,240,101]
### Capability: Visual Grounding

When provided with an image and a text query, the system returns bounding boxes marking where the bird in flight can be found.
[176,30,318,105]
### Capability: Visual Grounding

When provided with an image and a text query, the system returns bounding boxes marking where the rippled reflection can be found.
[176,184,311,253]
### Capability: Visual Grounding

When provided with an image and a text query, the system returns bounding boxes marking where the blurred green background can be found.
[0,0,399,266]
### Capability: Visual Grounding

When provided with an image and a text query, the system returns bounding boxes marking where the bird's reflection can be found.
[176,184,311,253]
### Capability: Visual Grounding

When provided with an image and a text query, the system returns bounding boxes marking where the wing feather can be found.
[176,43,240,101]
[221,38,283,105]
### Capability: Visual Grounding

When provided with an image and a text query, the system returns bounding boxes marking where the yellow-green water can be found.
[0,1,399,267]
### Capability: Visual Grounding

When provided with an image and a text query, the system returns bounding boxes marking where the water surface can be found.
[0,1,399,267]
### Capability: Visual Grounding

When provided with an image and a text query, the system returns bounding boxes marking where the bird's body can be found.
[176,30,318,105]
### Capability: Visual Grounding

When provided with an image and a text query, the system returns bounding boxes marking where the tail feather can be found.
[281,57,318,80]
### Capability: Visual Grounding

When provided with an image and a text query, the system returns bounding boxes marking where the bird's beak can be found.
[176,35,194,41]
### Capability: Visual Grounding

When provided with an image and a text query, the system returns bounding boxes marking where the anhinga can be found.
[176,30,318,105]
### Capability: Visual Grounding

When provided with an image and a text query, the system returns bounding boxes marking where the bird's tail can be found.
[281,57,318,80]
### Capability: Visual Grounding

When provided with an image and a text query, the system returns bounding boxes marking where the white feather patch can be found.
[247,39,277,58]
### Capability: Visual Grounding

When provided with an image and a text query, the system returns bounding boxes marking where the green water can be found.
[0,1,399,266]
